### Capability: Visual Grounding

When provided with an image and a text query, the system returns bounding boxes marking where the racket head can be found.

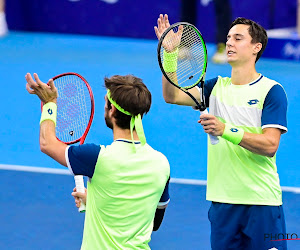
[157,22,208,90]
[41,72,94,145]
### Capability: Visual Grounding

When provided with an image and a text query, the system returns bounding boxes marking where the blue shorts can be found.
[208,202,287,250]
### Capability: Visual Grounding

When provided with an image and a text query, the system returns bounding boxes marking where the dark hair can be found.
[230,17,268,62]
[105,75,151,129]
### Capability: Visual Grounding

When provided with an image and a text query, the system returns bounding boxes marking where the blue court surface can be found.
[0,32,299,249]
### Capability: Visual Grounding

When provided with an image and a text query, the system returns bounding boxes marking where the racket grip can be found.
[74,175,86,213]
[200,109,219,145]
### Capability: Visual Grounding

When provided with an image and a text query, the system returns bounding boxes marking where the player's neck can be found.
[231,64,259,85]
[113,126,139,141]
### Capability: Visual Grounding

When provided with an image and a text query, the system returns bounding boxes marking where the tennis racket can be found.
[157,22,219,145]
[43,72,95,212]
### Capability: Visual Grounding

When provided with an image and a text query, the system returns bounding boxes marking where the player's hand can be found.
[25,73,58,104]
[72,187,87,208]
[154,14,183,52]
[198,114,225,137]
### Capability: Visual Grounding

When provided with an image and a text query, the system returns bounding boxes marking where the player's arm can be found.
[162,75,200,106]
[239,128,281,157]
[200,115,283,156]
[67,144,99,210]
[200,84,287,157]
[39,120,67,166]
[163,75,219,106]
[155,14,201,106]
[25,72,67,166]
[237,84,287,157]
[153,177,170,231]
[72,187,87,207]
[153,207,167,231]
[200,116,283,157]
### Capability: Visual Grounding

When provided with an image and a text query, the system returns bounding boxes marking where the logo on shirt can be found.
[230,128,238,133]
[247,99,259,105]
[47,108,53,115]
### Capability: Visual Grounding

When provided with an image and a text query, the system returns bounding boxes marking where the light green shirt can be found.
[206,76,285,205]
[81,140,170,250]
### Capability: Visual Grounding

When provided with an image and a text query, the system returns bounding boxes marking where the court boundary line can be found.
[1,164,300,194]
[170,178,300,194]
[0,164,71,175]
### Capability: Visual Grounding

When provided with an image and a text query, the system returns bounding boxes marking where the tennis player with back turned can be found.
[25,73,170,249]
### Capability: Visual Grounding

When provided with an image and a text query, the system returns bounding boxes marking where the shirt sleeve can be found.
[261,84,288,133]
[65,143,101,178]
[158,177,170,208]
[196,77,218,108]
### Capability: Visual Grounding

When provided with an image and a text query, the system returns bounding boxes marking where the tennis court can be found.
[0,32,299,249]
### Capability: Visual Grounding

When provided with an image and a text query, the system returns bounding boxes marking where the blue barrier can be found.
[6,0,297,43]
[264,37,300,61]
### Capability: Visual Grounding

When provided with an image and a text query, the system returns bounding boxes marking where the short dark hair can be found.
[230,17,268,62]
[104,75,151,129]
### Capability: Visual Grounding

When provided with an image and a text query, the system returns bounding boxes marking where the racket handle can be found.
[74,175,86,213]
[200,109,219,145]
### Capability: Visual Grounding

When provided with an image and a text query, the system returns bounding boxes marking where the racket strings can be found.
[160,25,206,88]
[177,27,205,79]
[55,75,91,143]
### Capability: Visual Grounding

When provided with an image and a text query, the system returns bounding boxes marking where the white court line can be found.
[170,178,207,186]
[170,178,300,194]
[0,164,71,175]
[1,164,300,194]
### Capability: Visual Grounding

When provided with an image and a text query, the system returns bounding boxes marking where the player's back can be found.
[81,139,170,250]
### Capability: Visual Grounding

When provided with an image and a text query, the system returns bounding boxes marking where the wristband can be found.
[163,48,179,72]
[221,123,244,145]
[40,102,57,126]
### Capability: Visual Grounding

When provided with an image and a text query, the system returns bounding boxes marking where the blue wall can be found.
[6,0,297,42]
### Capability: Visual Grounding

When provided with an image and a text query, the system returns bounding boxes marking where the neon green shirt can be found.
[81,140,170,250]
[206,75,287,205]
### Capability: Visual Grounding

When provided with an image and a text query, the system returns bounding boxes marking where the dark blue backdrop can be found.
[6,0,297,42]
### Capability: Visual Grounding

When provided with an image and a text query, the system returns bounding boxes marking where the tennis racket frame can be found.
[51,72,95,145]
[157,22,208,111]
[41,72,95,212]
[157,22,219,145]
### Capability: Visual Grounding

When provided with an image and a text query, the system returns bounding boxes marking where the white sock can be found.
[0,12,5,20]
[0,12,8,36]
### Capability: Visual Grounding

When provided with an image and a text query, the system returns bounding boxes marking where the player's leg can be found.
[212,0,231,64]
[180,0,197,25]
[243,205,287,250]
[209,202,246,249]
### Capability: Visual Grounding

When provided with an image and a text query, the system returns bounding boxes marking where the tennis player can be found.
[25,73,170,249]
[155,15,288,250]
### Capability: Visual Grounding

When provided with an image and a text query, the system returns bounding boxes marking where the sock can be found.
[0,12,8,36]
